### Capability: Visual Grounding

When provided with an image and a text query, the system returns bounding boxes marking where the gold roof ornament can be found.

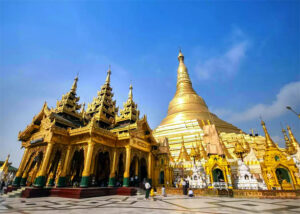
[106,66,111,84]
[287,125,299,149]
[198,140,208,160]
[159,50,240,133]
[177,137,191,162]
[115,84,140,124]
[86,67,118,127]
[55,75,82,119]
[282,128,296,155]
[0,154,10,172]
[71,75,78,93]
[233,139,246,160]
[261,120,277,149]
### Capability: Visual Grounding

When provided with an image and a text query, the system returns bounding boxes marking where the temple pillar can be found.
[80,141,95,187]
[34,142,54,187]
[123,146,131,187]
[57,145,72,187]
[109,148,117,187]
[13,147,29,187]
[148,152,153,184]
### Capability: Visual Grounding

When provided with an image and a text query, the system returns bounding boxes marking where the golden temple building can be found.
[12,69,172,188]
[153,50,300,190]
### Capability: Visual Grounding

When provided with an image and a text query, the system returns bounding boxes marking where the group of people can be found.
[143,178,194,200]
[144,181,167,200]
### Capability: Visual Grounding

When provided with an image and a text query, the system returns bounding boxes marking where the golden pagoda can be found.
[154,50,240,164]
[158,50,239,132]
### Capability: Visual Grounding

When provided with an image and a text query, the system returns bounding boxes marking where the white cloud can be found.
[215,81,300,123]
[195,38,248,80]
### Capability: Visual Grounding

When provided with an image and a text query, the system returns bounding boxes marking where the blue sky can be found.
[0,0,299,166]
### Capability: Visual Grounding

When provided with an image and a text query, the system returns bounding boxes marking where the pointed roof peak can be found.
[287,125,299,148]
[105,66,111,83]
[178,49,184,62]
[71,75,79,93]
[128,84,133,99]
[261,120,276,148]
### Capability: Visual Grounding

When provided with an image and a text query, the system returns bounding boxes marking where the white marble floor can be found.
[0,195,300,214]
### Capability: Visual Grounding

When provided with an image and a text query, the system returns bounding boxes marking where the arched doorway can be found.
[47,151,61,186]
[116,153,124,186]
[95,152,110,187]
[212,168,225,182]
[69,149,84,186]
[140,158,147,185]
[27,152,43,186]
[130,156,139,186]
[276,167,293,190]
[159,171,164,184]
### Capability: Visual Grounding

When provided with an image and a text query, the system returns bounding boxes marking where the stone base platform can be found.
[21,187,137,199]
[156,187,300,199]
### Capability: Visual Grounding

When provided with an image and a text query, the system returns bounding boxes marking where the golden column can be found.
[148,152,153,184]
[80,141,95,187]
[123,145,131,187]
[13,147,29,187]
[34,142,55,187]
[109,148,117,187]
[57,145,72,187]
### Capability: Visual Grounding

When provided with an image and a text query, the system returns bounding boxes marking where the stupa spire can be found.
[158,51,240,133]
[287,125,299,149]
[261,120,277,148]
[282,128,296,155]
[176,50,197,96]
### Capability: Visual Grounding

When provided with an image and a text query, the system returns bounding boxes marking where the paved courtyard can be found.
[0,195,300,214]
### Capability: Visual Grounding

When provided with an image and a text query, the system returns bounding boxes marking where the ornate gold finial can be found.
[207,119,211,125]
[261,120,276,148]
[71,75,79,93]
[105,66,111,83]
[287,125,299,149]
[178,49,184,62]
[177,136,191,162]
[0,154,10,171]
[282,128,296,155]
[128,84,133,100]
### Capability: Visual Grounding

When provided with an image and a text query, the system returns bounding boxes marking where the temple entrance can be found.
[212,168,225,182]
[140,158,147,185]
[159,171,164,184]
[69,149,84,186]
[47,151,61,186]
[116,153,124,186]
[129,156,139,186]
[276,168,291,184]
[27,151,43,186]
[95,152,110,187]
[276,167,293,190]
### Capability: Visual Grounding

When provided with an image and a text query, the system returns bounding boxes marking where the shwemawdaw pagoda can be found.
[12,51,300,194]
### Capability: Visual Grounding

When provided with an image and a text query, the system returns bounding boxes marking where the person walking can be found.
[182,179,187,195]
[161,185,166,197]
[144,180,151,200]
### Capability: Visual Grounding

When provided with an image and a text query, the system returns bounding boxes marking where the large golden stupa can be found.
[159,50,239,133]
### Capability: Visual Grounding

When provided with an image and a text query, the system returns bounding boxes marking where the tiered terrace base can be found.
[156,188,300,199]
[21,187,137,199]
